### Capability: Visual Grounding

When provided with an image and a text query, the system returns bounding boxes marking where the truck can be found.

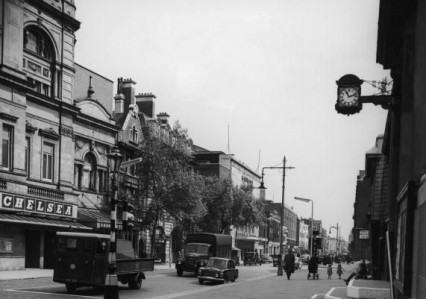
[175,233,232,277]
[53,231,154,292]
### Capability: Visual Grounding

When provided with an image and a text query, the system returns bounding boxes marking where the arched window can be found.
[24,29,52,60]
[23,26,56,97]
[82,153,97,191]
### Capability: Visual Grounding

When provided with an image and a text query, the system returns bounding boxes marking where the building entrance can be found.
[25,229,41,268]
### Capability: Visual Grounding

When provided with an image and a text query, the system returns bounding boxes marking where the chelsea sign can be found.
[0,193,76,218]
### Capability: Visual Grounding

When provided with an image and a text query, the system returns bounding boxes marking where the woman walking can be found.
[283,248,295,280]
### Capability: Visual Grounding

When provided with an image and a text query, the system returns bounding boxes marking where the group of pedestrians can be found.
[281,249,368,284]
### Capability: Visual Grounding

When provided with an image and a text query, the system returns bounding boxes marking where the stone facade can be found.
[0,0,119,270]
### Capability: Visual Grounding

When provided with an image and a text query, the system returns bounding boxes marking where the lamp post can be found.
[294,197,314,258]
[258,156,294,276]
[329,223,340,255]
[105,146,123,299]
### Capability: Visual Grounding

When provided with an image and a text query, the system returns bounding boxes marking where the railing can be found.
[28,185,64,200]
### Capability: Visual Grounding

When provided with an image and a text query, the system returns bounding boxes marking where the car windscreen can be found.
[185,244,209,254]
[207,259,227,268]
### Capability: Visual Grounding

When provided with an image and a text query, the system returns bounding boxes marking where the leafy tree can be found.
[136,121,204,257]
[197,176,233,233]
[231,185,266,228]
[196,177,266,233]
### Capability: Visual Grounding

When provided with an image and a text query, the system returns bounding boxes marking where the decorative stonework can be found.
[0,113,18,123]
[75,139,84,150]
[96,145,107,156]
[60,126,73,138]
[25,121,38,134]
[39,127,60,140]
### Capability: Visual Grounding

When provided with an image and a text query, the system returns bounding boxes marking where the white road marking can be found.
[245,274,276,281]
[4,288,100,298]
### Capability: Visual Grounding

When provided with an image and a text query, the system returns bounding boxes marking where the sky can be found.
[74,0,389,240]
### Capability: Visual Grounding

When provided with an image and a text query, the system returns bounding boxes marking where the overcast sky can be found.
[74,0,389,240]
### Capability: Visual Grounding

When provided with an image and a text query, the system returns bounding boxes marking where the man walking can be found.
[283,248,295,280]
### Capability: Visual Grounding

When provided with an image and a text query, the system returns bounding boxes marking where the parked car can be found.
[260,254,273,264]
[243,252,259,266]
[197,257,238,284]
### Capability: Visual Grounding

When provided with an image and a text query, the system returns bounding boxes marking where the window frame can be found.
[42,142,54,181]
[25,136,31,177]
[2,125,14,171]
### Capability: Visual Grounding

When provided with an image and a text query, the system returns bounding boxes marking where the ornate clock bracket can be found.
[335,74,393,115]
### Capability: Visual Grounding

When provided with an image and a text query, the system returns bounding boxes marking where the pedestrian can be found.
[344,259,368,285]
[283,248,295,280]
[337,262,344,279]
[327,263,333,279]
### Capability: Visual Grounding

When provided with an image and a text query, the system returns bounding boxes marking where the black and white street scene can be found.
[0,1,424,299]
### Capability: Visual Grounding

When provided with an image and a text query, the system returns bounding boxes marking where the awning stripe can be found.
[0,213,91,230]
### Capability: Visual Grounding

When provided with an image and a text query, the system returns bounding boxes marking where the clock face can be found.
[338,87,360,106]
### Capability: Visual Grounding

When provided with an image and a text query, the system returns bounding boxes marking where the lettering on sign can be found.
[0,193,75,218]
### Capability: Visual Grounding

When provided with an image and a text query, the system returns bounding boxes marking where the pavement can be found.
[0,263,176,281]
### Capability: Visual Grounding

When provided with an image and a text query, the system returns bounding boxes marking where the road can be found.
[0,263,356,299]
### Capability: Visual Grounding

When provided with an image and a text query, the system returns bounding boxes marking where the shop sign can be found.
[0,193,76,218]
[359,230,369,239]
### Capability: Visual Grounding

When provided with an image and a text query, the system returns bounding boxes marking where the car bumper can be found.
[198,275,224,282]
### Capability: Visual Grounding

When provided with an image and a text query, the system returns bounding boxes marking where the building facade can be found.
[0,0,122,270]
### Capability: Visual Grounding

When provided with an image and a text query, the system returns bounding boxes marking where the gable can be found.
[77,99,111,122]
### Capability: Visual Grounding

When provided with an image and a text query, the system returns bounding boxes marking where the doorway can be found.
[25,229,41,268]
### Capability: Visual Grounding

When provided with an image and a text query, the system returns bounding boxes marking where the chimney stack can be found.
[136,93,156,118]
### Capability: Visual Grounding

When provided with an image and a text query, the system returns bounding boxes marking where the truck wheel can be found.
[177,269,183,277]
[198,278,204,285]
[129,274,142,289]
[65,283,76,293]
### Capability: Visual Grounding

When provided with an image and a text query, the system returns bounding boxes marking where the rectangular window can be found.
[2,125,13,170]
[42,142,54,181]
[25,137,31,176]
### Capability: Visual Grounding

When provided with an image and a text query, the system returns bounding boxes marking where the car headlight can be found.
[177,261,182,264]
[219,271,224,278]
[198,269,203,275]
[215,273,219,278]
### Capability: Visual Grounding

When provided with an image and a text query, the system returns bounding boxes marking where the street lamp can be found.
[105,146,123,299]
[294,197,314,258]
[329,223,340,255]
[259,156,294,276]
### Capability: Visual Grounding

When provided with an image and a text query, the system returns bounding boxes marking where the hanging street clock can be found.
[335,74,363,115]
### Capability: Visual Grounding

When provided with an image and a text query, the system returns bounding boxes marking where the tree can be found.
[136,121,204,257]
[196,177,266,233]
[197,176,233,233]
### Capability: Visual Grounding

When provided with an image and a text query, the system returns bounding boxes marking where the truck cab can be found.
[176,233,232,277]
[53,232,154,292]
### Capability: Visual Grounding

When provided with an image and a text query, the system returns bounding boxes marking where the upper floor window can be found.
[42,142,54,181]
[130,126,138,143]
[24,29,52,60]
[82,153,96,190]
[25,137,31,176]
[2,125,13,170]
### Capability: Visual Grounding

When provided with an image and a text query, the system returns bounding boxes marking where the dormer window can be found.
[130,126,138,143]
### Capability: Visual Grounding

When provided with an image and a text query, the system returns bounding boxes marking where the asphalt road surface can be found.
[0,263,356,299]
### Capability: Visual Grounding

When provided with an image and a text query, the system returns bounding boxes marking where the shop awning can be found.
[0,213,91,230]
[78,208,122,230]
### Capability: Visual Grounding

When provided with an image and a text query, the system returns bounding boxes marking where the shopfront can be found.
[0,192,90,270]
